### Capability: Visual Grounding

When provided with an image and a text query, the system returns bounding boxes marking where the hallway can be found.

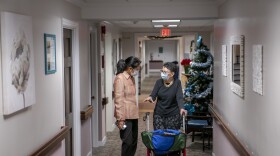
[92,75,212,156]
[1,0,279,155]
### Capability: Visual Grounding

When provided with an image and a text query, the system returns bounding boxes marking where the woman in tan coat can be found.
[114,56,141,156]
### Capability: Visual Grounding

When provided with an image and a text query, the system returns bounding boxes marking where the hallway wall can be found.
[145,40,177,63]
[122,32,135,59]
[213,0,280,155]
[103,23,122,133]
[79,21,91,156]
[0,0,91,155]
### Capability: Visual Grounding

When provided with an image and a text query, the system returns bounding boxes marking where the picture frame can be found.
[230,35,245,97]
[1,12,36,115]
[44,33,56,74]
[252,45,263,95]
[222,45,227,77]
[159,47,163,53]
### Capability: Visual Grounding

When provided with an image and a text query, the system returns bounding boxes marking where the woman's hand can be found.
[143,96,155,103]
[117,120,125,129]
[180,109,187,116]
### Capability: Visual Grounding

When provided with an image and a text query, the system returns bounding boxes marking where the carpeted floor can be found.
[92,75,212,156]
[92,111,212,156]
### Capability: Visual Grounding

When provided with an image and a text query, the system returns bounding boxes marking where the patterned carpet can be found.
[92,112,212,156]
[92,75,212,156]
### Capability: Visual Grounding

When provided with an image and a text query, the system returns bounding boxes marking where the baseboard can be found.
[102,136,107,146]
[92,136,107,147]
[87,150,92,156]
[106,123,115,132]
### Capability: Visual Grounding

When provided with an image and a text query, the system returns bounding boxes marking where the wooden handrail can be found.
[209,105,251,156]
[81,105,94,120]
[31,126,69,156]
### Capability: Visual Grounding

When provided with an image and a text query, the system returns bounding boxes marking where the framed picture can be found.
[222,45,227,76]
[159,47,163,53]
[252,45,263,95]
[1,12,36,115]
[44,33,56,74]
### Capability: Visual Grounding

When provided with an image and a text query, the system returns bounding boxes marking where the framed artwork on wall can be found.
[1,12,36,115]
[44,33,56,74]
[230,35,245,97]
[252,45,263,95]
[222,45,227,76]
[159,47,163,53]
[112,39,118,75]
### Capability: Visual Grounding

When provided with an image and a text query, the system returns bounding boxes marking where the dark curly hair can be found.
[163,62,177,73]
[116,56,141,75]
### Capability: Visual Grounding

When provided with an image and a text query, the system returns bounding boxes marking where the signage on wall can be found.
[161,28,171,37]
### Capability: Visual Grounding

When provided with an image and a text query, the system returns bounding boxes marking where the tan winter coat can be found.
[114,71,139,121]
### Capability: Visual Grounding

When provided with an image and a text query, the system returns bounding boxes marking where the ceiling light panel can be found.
[154,25,164,28]
[168,25,178,27]
[152,20,181,23]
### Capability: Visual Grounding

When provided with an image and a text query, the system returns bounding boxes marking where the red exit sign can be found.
[161,28,171,37]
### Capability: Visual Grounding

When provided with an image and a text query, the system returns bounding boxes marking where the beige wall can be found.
[0,0,91,155]
[146,40,178,63]
[79,20,91,156]
[214,0,280,155]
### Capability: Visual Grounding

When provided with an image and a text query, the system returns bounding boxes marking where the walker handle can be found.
[143,112,150,131]
[183,114,186,133]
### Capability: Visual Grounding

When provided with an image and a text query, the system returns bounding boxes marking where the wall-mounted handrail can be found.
[30,126,69,156]
[81,105,94,120]
[209,105,251,156]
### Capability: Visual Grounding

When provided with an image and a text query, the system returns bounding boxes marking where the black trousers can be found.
[120,119,138,156]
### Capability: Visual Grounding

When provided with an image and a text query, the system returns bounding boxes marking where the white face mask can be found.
[161,72,169,80]
[131,70,139,76]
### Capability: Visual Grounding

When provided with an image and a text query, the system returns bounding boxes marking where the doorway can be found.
[63,28,73,156]
[90,29,100,147]
[62,18,81,155]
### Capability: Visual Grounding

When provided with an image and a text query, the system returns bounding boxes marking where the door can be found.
[90,30,99,146]
[63,28,74,156]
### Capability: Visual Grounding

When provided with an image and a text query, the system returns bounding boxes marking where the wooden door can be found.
[63,28,74,156]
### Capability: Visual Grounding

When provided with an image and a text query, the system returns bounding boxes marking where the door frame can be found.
[62,18,81,156]
[89,27,101,147]
[104,33,114,132]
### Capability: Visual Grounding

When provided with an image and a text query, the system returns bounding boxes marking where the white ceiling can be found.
[66,0,227,30]
[109,19,215,29]
[84,0,225,5]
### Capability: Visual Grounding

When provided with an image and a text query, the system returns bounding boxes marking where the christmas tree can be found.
[184,36,213,114]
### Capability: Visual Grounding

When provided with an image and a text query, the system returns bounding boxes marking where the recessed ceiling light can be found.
[152,20,180,23]
[154,25,164,28]
[168,25,178,27]
[103,21,111,24]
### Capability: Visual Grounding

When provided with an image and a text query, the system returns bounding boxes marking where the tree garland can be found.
[184,74,213,99]
[190,49,213,70]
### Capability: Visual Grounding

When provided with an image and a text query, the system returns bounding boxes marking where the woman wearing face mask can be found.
[144,62,187,131]
[114,56,141,156]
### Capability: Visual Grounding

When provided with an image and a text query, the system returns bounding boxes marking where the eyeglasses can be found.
[160,69,170,74]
